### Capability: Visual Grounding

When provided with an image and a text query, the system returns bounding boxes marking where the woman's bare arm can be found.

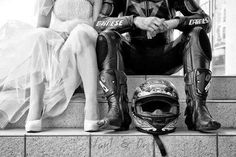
[37,10,52,28]
[93,0,102,22]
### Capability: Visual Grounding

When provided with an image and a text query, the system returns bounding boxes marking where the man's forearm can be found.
[164,19,180,30]
[94,15,135,33]
[175,14,212,33]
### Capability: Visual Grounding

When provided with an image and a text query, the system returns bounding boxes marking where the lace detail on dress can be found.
[53,0,93,21]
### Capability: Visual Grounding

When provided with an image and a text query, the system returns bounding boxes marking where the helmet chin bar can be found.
[132,113,157,132]
[133,112,177,135]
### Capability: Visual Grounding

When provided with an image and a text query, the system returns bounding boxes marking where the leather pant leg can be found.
[182,27,221,131]
[96,30,131,130]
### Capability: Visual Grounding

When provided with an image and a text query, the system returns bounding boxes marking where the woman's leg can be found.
[78,32,99,121]
[27,73,45,121]
[67,25,99,121]
[26,28,49,122]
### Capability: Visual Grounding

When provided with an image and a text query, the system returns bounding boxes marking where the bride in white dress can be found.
[0,0,102,132]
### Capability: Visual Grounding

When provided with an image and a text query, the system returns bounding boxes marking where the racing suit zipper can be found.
[145,0,149,39]
[145,0,149,16]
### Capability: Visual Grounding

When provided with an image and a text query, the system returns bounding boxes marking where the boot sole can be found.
[99,118,130,131]
[186,114,221,132]
[184,106,221,132]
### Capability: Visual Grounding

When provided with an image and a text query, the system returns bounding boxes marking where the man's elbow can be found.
[203,15,212,33]
[190,15,212,33]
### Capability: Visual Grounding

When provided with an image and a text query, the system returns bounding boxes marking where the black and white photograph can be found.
[0,0,235,156]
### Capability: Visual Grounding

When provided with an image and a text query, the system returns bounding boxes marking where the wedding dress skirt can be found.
[0,20,97,128]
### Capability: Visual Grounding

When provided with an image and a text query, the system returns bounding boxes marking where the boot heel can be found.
[115,113,131,131]
[185,106,196,131]
[185,118,195,130]
[109,119,122,129]
[115,122,129,131]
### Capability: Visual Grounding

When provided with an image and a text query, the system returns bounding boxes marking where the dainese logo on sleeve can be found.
[189,17,210,25]
[96,20,124,27]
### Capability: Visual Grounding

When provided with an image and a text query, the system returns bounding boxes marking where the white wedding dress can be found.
[0,0,97,128]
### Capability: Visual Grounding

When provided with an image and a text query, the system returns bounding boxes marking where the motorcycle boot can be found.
[183,27,221,131]
[184,69,221,131]
[98,69,131,131]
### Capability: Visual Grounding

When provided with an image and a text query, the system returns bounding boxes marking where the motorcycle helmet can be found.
[132,79,180,135]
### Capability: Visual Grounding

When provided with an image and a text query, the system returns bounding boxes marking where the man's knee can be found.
[188,27,212,60]
[96,30,117,61]
[97,30,121,50]
[96,30,122,71]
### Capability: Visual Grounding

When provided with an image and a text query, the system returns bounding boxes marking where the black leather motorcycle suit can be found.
[95,0,212,74]
[95,0,221,131]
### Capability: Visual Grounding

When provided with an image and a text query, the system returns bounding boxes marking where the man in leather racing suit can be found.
[95,0,221,131]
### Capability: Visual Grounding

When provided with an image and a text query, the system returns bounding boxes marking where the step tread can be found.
[7,99,236,129]
[75,75,236,100]
[0,128,235,136]
[1,128,235,157]
[71,93,236,103]
[127,75,236,100]
[128,75,236,78]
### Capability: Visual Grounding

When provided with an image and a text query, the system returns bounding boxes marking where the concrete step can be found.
[0,128,235,157]
[5,75,236,129]
[6,94,236,129]
[127,75,236,100]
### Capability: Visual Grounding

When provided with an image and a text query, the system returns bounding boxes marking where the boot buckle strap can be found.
[185,69,212,97]
[99,80,109,93]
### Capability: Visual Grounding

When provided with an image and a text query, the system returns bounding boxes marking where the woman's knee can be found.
[70,24,97,46]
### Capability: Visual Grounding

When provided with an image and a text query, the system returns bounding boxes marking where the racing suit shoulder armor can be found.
[183,0,201,13]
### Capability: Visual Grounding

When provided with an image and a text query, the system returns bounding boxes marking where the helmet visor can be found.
[135,95,179,118]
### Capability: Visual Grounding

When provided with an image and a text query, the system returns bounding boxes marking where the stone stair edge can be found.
[127,75,236,78]
[1,128,235,157]
[70,94,236,103]
[0,128,235,136]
